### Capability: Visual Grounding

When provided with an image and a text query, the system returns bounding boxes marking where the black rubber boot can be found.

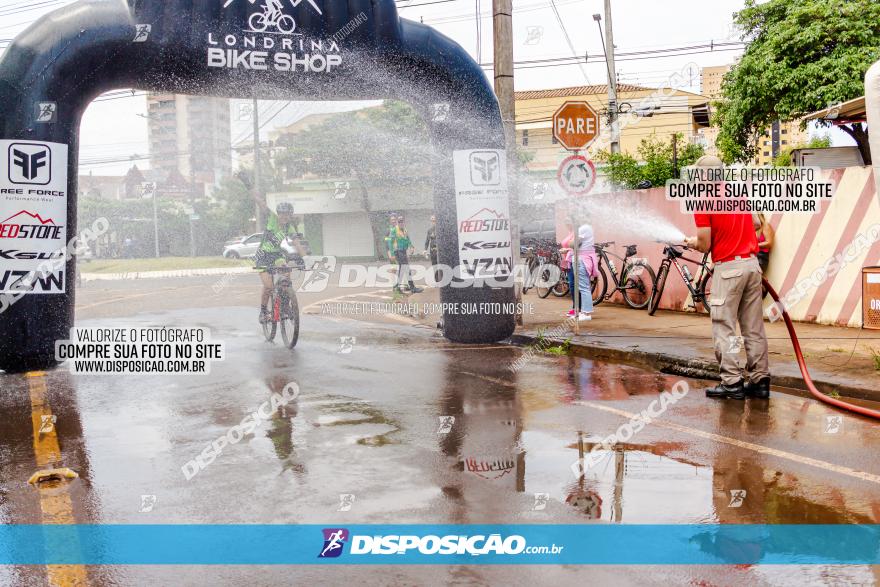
[744,377,771,399]
[705,380,745,400]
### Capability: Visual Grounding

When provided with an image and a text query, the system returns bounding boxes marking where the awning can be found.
[802,96,866,123]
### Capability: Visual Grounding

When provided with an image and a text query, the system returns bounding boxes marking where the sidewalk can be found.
[408,287,880,403]
[516,294,880,403]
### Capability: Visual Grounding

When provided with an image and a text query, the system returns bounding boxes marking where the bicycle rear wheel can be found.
[551,274,570,297]
[647,263,668,316]
[262,291,277,342]
[536,263,560,299]
[621,262,656,310]
[280,289,300,349]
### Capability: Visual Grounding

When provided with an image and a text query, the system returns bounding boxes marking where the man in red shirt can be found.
[684,156,770,400]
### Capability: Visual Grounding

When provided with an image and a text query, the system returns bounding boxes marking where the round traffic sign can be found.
[557,155,596,196]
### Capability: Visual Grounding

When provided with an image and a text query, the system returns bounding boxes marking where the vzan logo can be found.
[8,144,51,185]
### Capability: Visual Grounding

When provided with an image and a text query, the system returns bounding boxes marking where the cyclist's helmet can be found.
[276,202,294,214]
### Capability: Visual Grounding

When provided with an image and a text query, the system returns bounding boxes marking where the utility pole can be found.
[493,0,523,324]
[149,183,160,258]
[601,0,620,154]
[252,97,264,233]
[188,154,197,257]
[672,135,679,179]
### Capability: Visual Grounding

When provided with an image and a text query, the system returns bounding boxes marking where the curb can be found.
[81,266,254,281]
[510,332,878,403]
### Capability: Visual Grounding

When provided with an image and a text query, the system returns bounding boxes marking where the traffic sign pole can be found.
[552,102,600,335]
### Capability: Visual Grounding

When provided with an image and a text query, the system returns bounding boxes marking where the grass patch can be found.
[544,339,572,355]
[82,256,247,274]
[870,347,880,371]
[828,347,846,353]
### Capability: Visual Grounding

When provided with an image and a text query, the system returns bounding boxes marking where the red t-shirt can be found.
[694,213,758,263]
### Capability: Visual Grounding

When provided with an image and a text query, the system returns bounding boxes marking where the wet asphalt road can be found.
[1,276,879,586]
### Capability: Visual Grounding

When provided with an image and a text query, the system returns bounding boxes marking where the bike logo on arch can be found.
[223,0,323,34]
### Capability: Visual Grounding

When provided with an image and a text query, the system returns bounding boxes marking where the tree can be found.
[772,134,832,166]
[596,134,705,190]
[272,100,431,258]
[715,0,880,164]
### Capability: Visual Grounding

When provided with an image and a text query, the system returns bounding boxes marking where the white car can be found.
[222,233,262,259]
[222,233,298,259]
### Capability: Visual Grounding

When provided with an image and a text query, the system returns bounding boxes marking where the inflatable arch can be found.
[0,0,516,372]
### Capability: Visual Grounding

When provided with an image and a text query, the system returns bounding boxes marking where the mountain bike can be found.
[534,245,569,299]
[258,261,301,349]
[647,243,713,316]
[249,5,296,34]
[591,242,657,310]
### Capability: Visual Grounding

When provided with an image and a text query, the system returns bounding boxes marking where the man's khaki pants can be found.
[708,257,770,385]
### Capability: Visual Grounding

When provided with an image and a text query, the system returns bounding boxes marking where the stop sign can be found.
[553,101,600,151]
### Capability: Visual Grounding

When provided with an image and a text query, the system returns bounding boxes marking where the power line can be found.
[548,0,588,84]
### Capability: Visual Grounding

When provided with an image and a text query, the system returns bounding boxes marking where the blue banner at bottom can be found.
[1,525,878,565]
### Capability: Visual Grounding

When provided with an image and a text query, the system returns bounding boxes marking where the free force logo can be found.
[8,144,51,185]
[469,151,501,186]
[318,528,349,558]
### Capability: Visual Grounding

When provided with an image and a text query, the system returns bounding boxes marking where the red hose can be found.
[763,278,880,420]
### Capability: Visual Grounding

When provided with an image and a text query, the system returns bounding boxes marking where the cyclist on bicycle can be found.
[253,198,309,324]
[264,0,285,18]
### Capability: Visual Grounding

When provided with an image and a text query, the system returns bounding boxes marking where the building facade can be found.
[146,93,233,193]
[700,64,808,164]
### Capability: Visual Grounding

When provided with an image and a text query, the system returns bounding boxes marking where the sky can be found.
[0,0,845,176]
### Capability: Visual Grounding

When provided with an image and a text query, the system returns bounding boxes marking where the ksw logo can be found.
[8,144,51,185]
[461,241,510,251]
[469,151,501,186]
[318,528,349,558]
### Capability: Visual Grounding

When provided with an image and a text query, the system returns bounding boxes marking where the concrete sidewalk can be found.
[515,293,880,403]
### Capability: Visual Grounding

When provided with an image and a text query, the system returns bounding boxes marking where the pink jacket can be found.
[560,233,598,277]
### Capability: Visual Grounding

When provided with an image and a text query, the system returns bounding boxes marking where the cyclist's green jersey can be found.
[387,226,412,253]
[259,212,299,253]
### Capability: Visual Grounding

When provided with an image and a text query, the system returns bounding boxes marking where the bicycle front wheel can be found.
[621,262,656,310]
[280,289,300,349]
[647,263,668,316]
[276,14,296,33]
[262,291,277,342]
[591,264,608,306]
[695,269,713,314]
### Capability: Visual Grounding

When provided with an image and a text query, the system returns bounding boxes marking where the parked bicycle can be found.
[647,243,713,316]
[534,244,570,299]
[520,238,568,298]
[591,242,657,309]
[257,257,302,349]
